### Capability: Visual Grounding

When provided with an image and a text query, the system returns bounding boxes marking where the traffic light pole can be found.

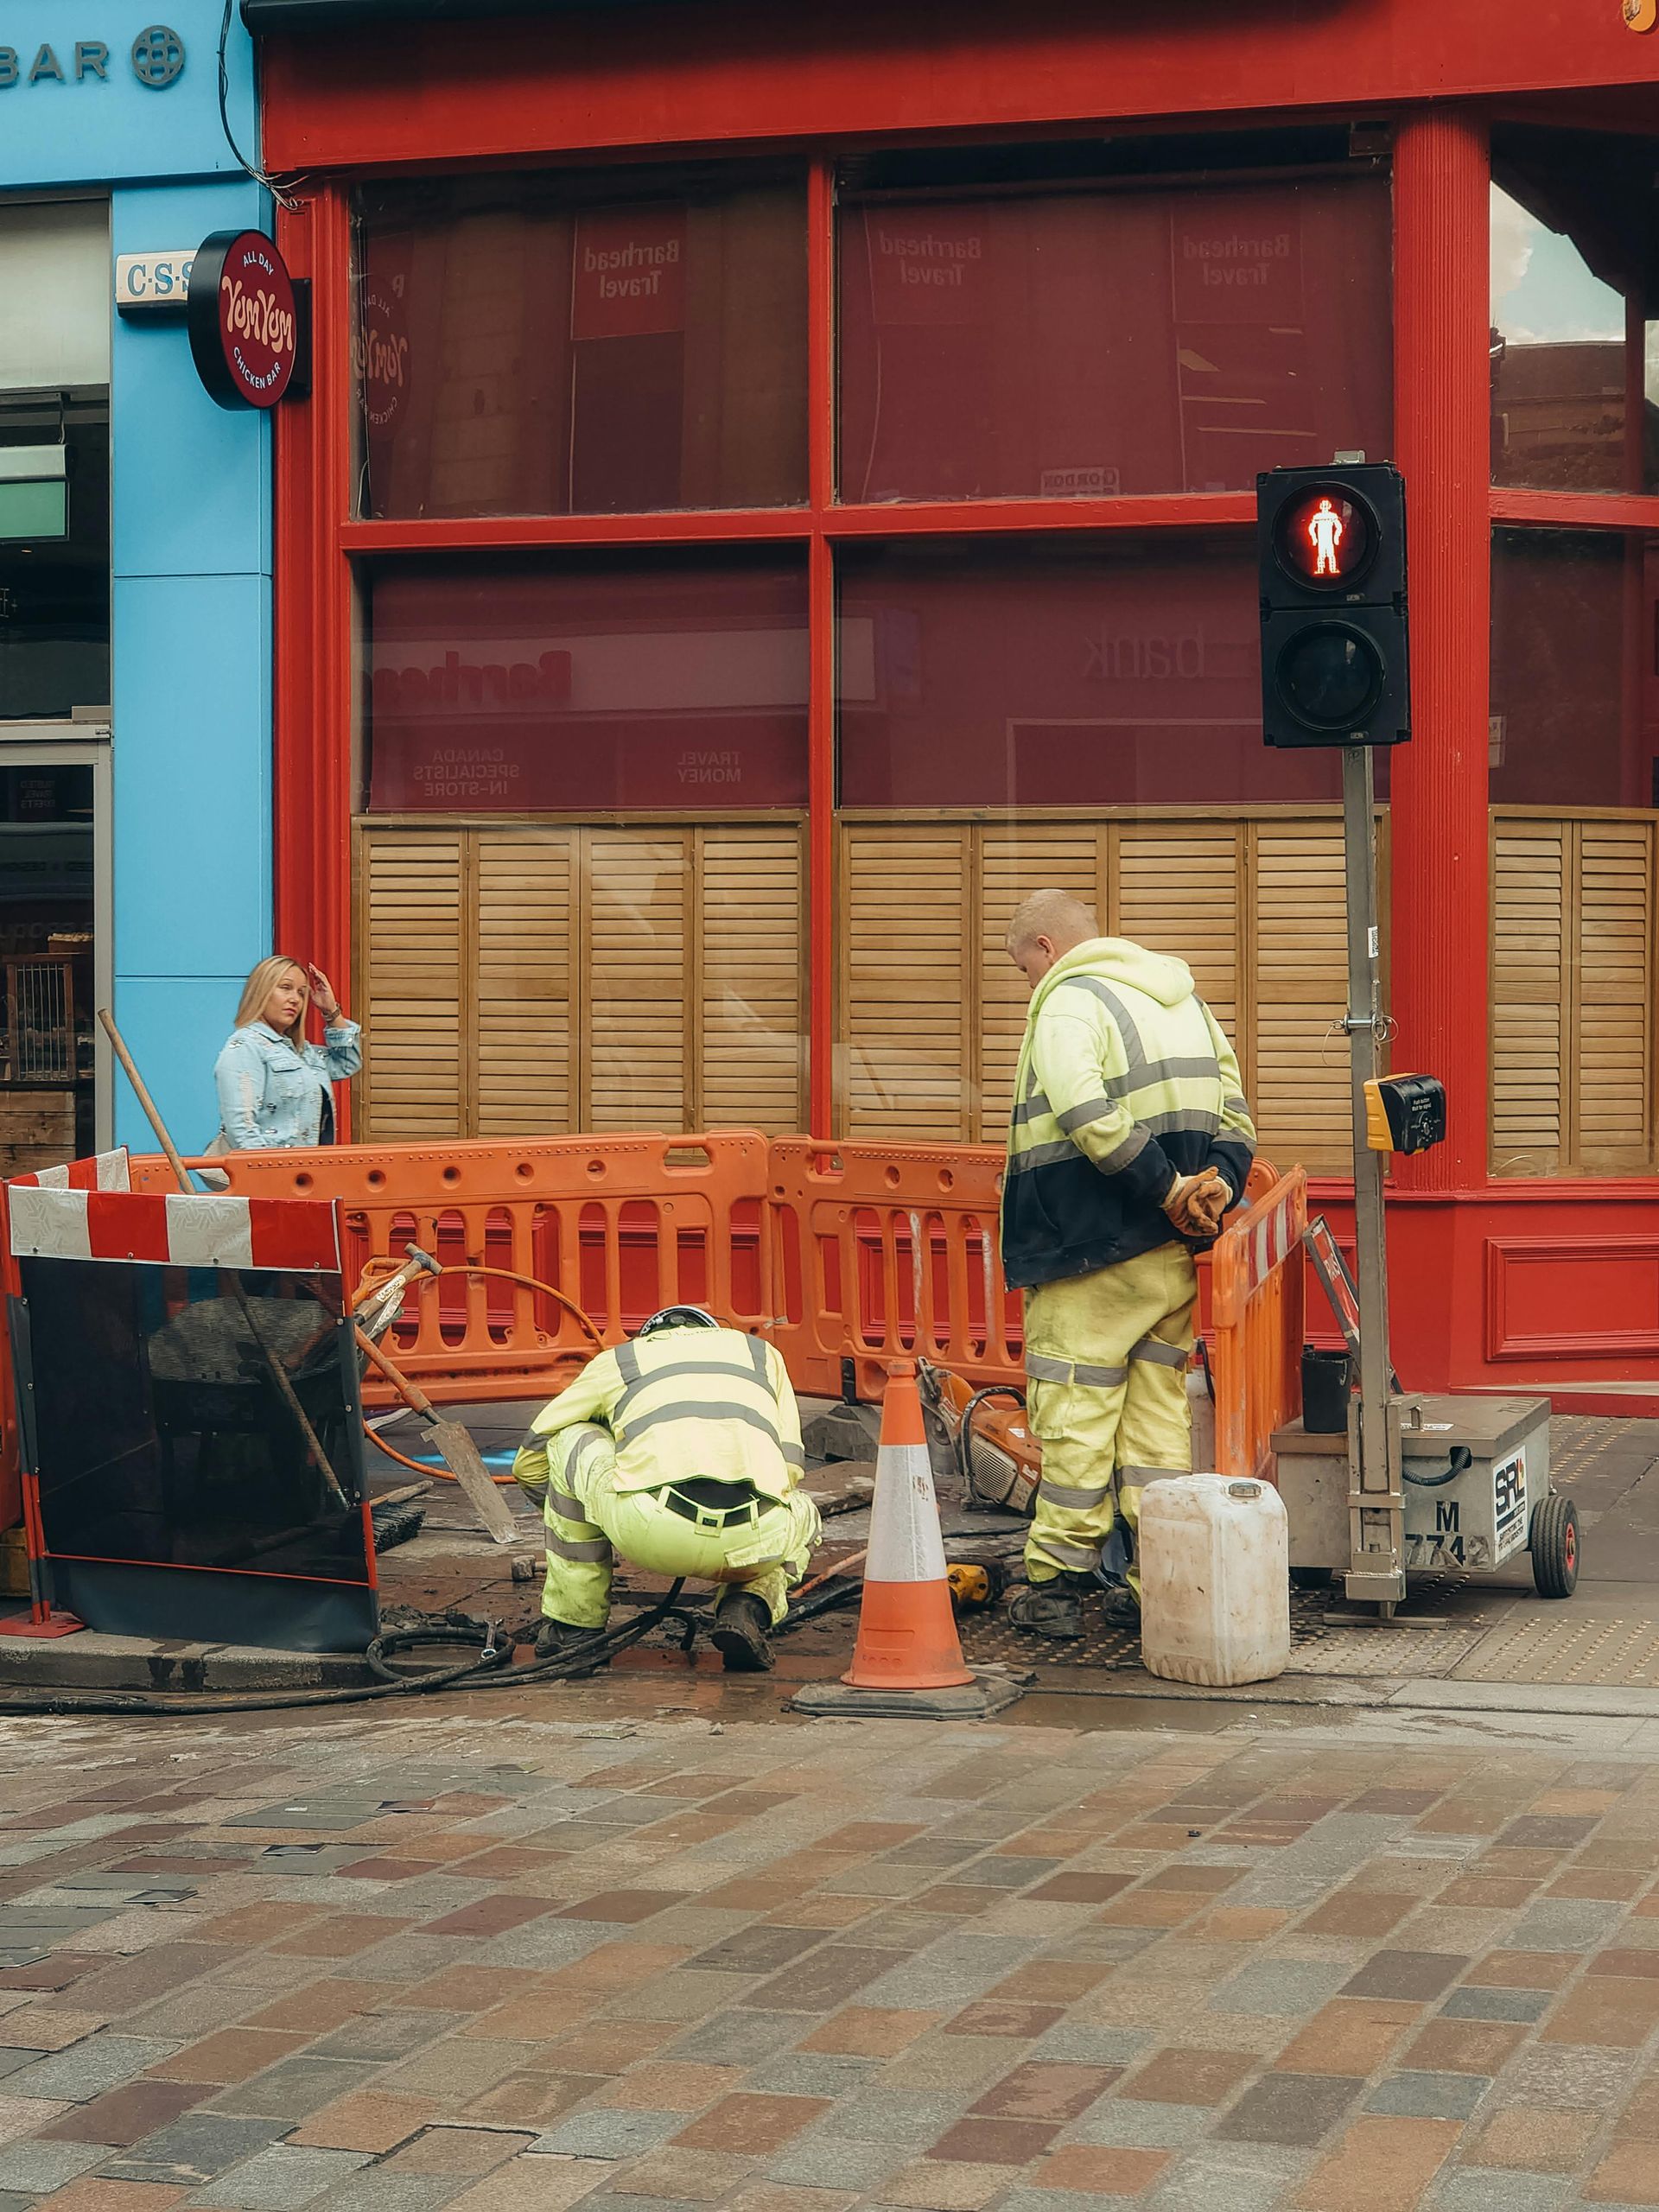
[1340,742,1407,1610]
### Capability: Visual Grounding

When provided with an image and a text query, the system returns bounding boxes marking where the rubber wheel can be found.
[1290,1567,1334,1590]
[1530,1492,1580,1599]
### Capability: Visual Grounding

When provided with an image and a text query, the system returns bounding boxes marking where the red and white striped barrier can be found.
[5,1160,340,1275]
[1245,1181,1303,1298]
[9,1148,132,1193]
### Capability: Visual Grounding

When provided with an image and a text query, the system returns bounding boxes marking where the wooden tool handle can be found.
[98,1008,190,1195]
[355,1325,436,1420]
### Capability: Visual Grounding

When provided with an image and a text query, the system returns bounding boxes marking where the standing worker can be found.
[1000,890,1256,1637]
[512,1306,820,1671]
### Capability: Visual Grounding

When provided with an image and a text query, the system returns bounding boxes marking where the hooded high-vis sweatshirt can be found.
[1001,938,1256,1291]
[513,1325,804,1501]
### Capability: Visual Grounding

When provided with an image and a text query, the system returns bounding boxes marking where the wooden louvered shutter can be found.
[474,831,576,1139]
[842,824,971,1141]
[1491,817,1566,1176]
[583,830,690,1133]
[1493,813,1656,1177]
[1249,818,1351,1176]
[977,825,1100,1144]
[1573,818,1654,1175]
[697,824,804,1134]
[1115,822,1245,1055]
[357,829,465,1140]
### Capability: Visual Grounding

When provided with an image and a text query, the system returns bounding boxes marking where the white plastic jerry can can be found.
[1138,1474,1291,1688]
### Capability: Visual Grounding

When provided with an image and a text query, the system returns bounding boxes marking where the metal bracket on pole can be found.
[1341,744,1406,1608]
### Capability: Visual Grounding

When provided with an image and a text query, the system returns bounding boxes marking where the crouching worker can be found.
[512,1306,821,1672]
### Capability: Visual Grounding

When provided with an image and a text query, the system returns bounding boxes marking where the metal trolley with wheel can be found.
[1274,1382,1580,1608]
[1274,1217,1580,1608]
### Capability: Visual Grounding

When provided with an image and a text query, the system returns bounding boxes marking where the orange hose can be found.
[363,1420,463,1481]
[357,1258,604,1349]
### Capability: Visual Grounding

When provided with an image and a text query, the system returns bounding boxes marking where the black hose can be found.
[0,1581,687,1720]
[1402,1446,1473,1491]
[774,1579,862,1630]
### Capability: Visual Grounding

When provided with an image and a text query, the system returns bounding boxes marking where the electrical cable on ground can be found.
[0,1582,686,1721]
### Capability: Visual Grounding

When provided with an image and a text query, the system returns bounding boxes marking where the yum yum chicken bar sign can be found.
[188,229,307,409]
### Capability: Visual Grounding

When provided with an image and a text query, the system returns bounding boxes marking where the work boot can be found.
[534,1617,607,1663]
[1007,1577,1085,1639]
[1098,1584,1141,1631]
[710,1592,774,1673]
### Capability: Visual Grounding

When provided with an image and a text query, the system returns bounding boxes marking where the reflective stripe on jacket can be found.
[1001,937,1256,1291]
[514,1324,804,1501]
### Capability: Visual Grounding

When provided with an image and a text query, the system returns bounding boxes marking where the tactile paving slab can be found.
[1552,1413,1649,1475]
[961,1578,1489,1679]
[1452,1612,1659,1688]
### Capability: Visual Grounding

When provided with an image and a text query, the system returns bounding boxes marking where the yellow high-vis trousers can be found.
[1023,1241,1197,1601]
[540,1423,822,1630]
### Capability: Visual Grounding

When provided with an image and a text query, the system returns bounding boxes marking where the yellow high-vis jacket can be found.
[1001,937,1256,1290]
[512,1325,804,1501]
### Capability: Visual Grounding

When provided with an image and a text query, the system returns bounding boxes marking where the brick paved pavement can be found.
[0,1703,1653,2208]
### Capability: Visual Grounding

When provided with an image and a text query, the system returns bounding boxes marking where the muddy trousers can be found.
[1022,1243,1197,1603]
[540,1424,822,1632]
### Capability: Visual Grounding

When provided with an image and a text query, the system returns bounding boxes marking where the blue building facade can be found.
[0,4,270,1172]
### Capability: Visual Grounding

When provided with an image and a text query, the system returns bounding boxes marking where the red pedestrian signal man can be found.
[1308,497,1343,577]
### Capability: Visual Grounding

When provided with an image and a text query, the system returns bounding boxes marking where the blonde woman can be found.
[212,957,361,1152]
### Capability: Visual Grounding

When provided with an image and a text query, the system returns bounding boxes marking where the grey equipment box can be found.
[1273,1395,1551,1578]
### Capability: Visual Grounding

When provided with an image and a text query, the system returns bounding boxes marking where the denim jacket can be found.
[213,1018,363,1150]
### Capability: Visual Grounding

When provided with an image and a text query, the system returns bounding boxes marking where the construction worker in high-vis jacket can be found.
[512,1307,821,1672]
[1000,890,1256,1639]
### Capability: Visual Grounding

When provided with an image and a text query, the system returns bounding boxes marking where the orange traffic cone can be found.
[791,1362,1025,1719]
[842,1361,972,1691]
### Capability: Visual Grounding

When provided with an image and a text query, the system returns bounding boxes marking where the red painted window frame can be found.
[278,110,1649,1168]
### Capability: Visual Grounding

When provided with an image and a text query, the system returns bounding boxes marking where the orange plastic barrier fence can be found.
[767,1141,1287,1404]
[117,1135,1301,1443]
[130,1133,772,1407]
[1208,1166,1307,1484]
[767,1139,1020,1402]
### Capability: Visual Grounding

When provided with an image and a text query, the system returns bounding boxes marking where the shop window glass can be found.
[356,174,807,518]
[837,173,1391,503]
[1491,129,1659,494]
[363,553,808,811]
[836,536,1383,1168]
[0,392,109,723]
[1489,528,1657,807]
[1489,527,1658,1178]
[836,536,1362,807]
[0,764,95,1175]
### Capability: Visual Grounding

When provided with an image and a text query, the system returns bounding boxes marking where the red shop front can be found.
[254,0,1659,1402]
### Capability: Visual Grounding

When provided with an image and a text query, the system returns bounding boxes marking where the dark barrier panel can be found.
[14,1258,376,1653]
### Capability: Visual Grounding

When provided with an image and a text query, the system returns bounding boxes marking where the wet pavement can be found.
[0,1696,1656,2208]
[367,1410,1659,1704]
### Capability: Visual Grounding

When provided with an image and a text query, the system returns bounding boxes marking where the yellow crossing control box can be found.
[1363,1073,1446,1155]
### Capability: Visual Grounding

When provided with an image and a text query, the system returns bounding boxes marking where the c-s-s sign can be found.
[115,249,195,314]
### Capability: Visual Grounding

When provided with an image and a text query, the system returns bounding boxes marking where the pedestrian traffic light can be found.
[1256,462,1409,749]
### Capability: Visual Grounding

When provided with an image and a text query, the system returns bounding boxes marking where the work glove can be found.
[1183,1169,1231,1238]
[1160,1168,1230,1240]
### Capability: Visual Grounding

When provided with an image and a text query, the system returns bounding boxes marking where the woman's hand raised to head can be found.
[308,966,342,1022]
